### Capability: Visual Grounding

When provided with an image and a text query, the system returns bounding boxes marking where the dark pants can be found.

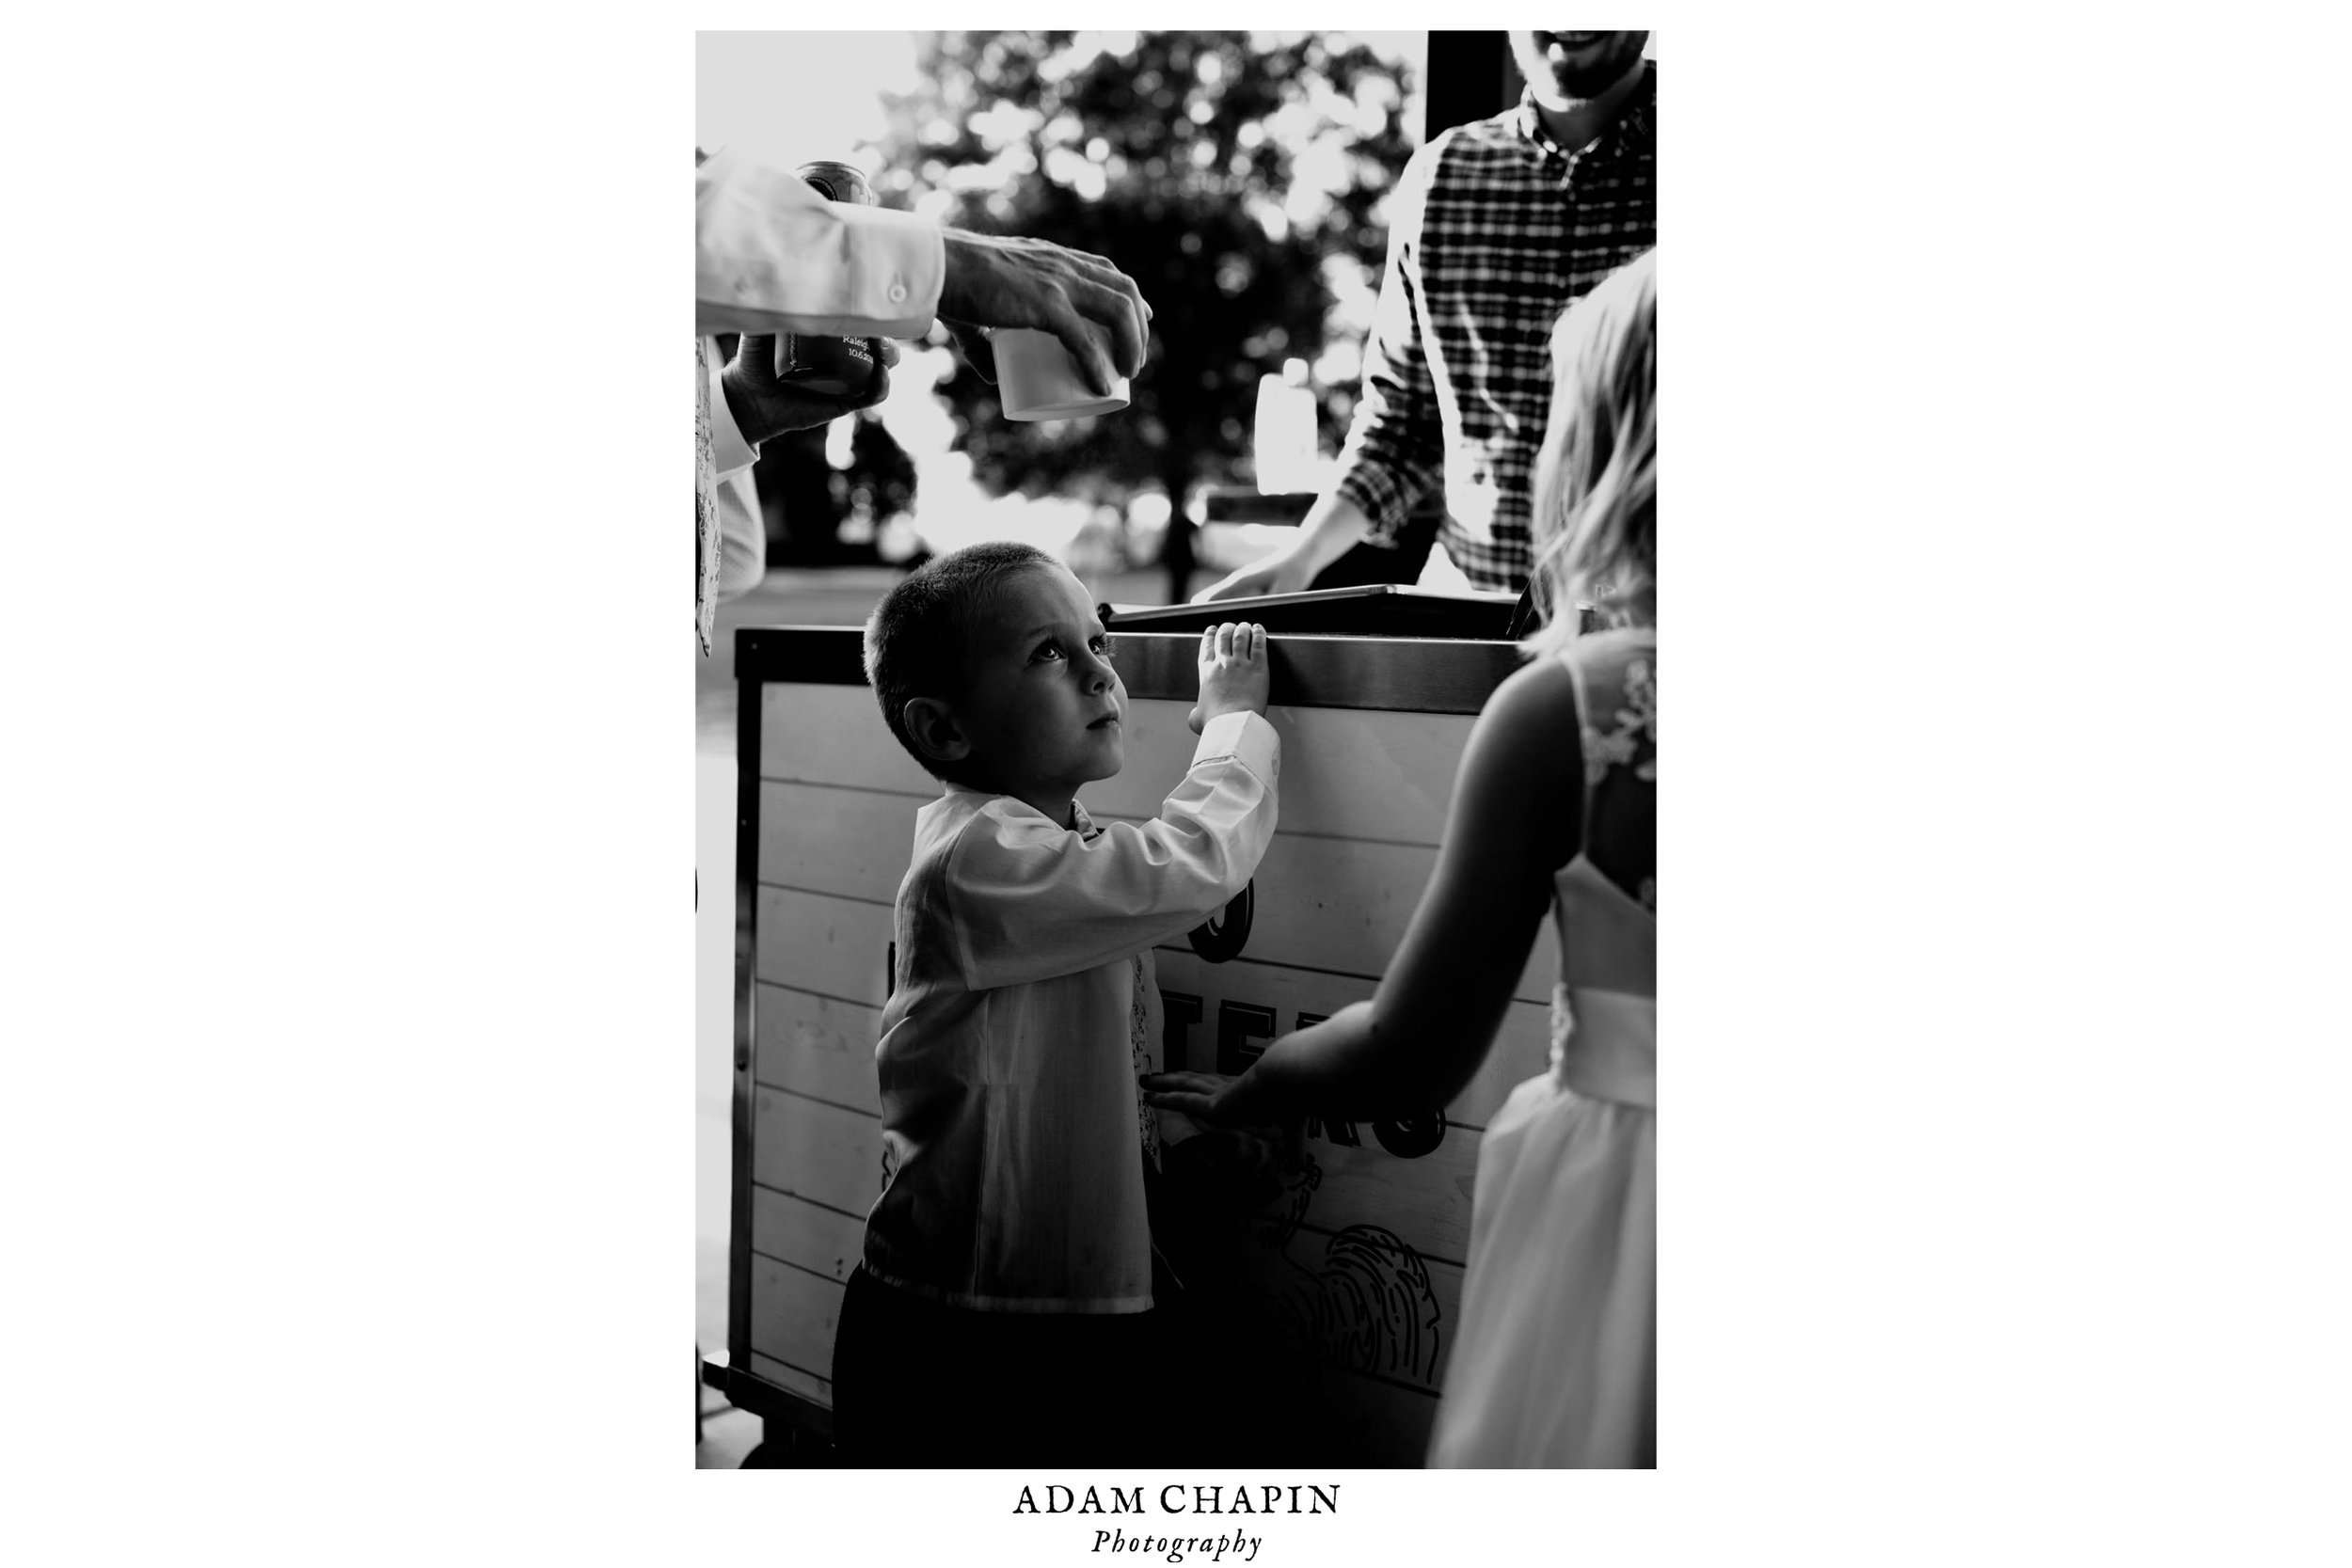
[831,1264,1179,1466]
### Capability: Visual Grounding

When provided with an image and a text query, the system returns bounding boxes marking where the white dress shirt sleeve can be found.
[702,338,761,478]
[945,712,1280,990]
[695,148,946,338]
[714,467,766,601]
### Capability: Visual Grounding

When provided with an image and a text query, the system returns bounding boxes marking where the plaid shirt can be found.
[1332,63,1656,592]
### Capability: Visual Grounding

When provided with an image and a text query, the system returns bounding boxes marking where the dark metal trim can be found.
[1120,633,1522,715]
[737,626,870,687]
[1110,582,1509,615]
[700,1352,837,1439]
[725,647,764,1368]
[1106,585,1517,641]
[736,627,1524,716]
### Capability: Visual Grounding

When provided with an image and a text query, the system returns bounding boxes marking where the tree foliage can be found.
[863,31,1414,508]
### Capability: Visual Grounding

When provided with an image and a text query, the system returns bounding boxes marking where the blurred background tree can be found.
[861,30,1416,597]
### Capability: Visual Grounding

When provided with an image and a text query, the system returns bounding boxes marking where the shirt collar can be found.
[1518,58,1656,159]
[947,784,1099,838]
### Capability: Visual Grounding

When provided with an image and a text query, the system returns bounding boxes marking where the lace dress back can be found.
[1565,628,1657,918]
[1427,626,1657,1468]
[1549,628,1657,1108]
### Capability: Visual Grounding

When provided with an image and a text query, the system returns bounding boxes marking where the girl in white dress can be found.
[1146,249,1657,1466]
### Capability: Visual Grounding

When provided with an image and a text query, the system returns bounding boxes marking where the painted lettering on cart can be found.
[1160,990,1202,1065]
[1215,1001,1277,1075]
[1371,1112,1446,1158]
[1155,998,1448,1159]
[1186,881,1254,963]
[1290,1012,1357,1147]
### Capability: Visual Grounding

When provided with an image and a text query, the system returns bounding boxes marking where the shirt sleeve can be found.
[714,467,766,601]
[704,338,760,477]
[696,148,946,338]
[944,712,1280,990]
[1330,138,1448,546]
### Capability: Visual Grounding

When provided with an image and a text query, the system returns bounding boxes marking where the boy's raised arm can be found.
[945,712,1278,990]
[946,626,1278,990]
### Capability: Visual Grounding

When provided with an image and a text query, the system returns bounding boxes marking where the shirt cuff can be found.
[1331,458,1427,547]
[844,204,946,331]
[705,342,759,477]
[1192,709,1279,784]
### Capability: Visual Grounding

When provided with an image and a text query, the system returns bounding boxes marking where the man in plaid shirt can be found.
[1199,31,1655,599]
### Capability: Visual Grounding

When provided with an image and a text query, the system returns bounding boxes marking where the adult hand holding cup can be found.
[991,323,1131,421]
[934,228,1152,398]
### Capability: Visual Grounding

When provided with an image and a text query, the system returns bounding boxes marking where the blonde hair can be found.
[1520,250,1656,657]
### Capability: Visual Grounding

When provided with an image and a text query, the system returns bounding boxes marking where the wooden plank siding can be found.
[748,1255,845,1395]
[752,1185,867,1284]
[764,687,1481,849]
[754,886,893,1007]
[752,790,1559,1006]
[739,637,1533,1464]
[750,1086,885,1218]
[753,981,883,1117]
[745,1351,834,1415]
[755,780,917,907]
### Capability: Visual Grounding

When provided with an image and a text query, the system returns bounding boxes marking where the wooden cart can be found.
[703,598,1559,1464]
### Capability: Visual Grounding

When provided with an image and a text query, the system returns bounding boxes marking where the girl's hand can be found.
[1142,1069,1253,1120]
[1145,1069,1301,1164]
[1148,1067,1298,1128]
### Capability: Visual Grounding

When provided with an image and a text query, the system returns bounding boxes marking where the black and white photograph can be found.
[694,28,1656,1471]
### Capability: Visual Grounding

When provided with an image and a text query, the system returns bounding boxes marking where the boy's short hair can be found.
[863,541,1059,785]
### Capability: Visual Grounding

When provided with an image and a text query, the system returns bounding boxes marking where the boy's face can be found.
[952,564,1127,806]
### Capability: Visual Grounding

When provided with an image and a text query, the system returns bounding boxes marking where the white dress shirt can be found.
[695,148,945,339]
[863,711,1281,1314]
[694,149,948,643]
[701,346,766,600]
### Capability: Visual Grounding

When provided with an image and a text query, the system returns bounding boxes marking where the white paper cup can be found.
[992,325,1131,420]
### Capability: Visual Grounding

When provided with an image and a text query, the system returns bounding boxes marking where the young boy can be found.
[829,541,1277,1466]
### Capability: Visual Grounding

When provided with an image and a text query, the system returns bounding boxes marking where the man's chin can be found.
[1525,34,1645,102]
[1542,62,1635,101]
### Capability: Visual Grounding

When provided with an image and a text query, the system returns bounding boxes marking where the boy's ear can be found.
[902,696,972,766]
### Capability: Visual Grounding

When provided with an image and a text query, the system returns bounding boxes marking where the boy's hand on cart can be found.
[721,333,901,446]
[1187,622,1270,734]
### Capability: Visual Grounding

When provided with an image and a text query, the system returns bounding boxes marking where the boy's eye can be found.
[1032,635,1114,663]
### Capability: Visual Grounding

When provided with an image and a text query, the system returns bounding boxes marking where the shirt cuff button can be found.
[887,279,908,303]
